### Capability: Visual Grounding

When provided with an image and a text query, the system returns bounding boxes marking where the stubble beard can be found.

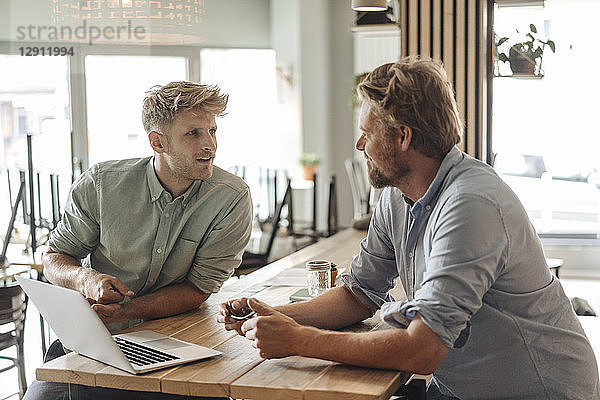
[168,152,214,182]
[366,141,410,189]
[367,162,410,189]
[367,163,393,189]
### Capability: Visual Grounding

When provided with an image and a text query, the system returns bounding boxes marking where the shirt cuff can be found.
[380,301,415,329]
[380,299,470,349]
[340,273,395,316]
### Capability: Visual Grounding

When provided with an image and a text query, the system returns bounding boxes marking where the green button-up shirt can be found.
[48,157,253,297]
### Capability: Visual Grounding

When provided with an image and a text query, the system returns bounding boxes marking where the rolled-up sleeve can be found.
[186,188,253,293]
[341,197,399,316]
[48,167,100,260]
[381,194,508,348]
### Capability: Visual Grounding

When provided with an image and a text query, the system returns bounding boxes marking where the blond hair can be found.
[358,57,462,159]
[142,81,228,134]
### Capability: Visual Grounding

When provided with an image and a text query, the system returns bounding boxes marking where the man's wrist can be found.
[118,298,140,321]
[76,267,95,296]
[293,325,320,357]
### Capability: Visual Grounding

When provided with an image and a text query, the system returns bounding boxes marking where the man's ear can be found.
[397,125,413,151]
[148,131,166,153]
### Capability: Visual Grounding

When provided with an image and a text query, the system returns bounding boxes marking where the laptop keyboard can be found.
[114,336,180,367]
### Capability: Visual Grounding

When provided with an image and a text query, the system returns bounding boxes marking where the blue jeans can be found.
[24,340,227,400]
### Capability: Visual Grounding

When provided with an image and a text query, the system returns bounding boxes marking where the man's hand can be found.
[240,298,309,359]
[91,303,129,323]
[217,297,254,336]
[81,270,134,304]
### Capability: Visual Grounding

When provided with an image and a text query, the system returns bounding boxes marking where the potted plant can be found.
[299,153,320,180]
[495,24,555,76]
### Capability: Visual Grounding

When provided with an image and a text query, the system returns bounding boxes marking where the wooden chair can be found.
[345,158,371,220]
[0,283,28,398]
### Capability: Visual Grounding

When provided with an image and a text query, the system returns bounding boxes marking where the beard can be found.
[367,163,393,188]
[166,150,215,182]
[367,161,410,188]
[366,142,410,189]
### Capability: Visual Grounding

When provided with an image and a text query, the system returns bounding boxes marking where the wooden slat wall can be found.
[399,0,490,160]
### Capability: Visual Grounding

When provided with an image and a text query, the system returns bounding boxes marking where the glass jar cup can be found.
[306,260,332,297]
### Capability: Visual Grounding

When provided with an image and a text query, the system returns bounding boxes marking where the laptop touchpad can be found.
[146,337,186,350]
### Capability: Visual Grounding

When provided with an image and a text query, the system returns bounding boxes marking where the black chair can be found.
[391,378,427,400]
[288,173,338,246]
[326,174,338,237]
[235,177,292,276]
[0,283,28,398]
[229,166,282,230]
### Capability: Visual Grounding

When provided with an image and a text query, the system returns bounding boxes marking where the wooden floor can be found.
[1,276,599,399]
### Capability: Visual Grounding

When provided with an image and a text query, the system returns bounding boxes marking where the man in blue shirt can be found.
[219,57,599,399]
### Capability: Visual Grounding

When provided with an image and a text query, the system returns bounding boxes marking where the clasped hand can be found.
[217,297,306,359]
[83,271,134,323]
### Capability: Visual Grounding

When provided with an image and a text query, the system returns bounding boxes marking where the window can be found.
[0,55,71,229]
[493,0,600,238]
[199,49,299,172]
[85,55,187,166]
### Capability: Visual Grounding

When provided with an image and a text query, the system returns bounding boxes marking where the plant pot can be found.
[509,48,536,75]
[302,165,318,180]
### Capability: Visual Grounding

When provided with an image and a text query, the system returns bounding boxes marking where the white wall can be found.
[326,0,356,229]
[297,0,355,229]
[201,0,271,47]
[270,0,355,229]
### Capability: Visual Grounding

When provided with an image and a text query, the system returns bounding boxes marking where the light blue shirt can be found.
[342,147,599,399]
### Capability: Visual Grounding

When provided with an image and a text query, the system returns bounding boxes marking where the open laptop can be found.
[16,276,221,374]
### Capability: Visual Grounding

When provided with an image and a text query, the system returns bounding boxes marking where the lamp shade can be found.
[352,0,388,11]
[50,0,204,45]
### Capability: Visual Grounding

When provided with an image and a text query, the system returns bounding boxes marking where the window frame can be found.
[0,41,270,178]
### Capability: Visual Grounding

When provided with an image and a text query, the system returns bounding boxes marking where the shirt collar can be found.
[181,179,201,206]
[146,157,202,205]
[146,157,166,203]
[416,146,464,208]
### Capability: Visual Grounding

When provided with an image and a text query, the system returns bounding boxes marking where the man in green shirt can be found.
[24,81,252,400]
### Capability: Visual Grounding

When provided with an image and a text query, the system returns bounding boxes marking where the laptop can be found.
[16,276,221,374]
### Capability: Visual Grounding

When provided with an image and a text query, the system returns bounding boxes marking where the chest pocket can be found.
[159,237,198,282]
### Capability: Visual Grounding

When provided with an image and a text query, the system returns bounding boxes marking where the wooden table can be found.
[35,229,410,399]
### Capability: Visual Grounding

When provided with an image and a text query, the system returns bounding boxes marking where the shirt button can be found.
[425,205,431,211]
[164,213,170,218]
[152,196,157,201]
[409,251,414,258]
[156,248,162,254]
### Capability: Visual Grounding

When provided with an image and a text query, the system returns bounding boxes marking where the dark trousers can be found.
[24,340,227,400]
[426,381,461,400]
